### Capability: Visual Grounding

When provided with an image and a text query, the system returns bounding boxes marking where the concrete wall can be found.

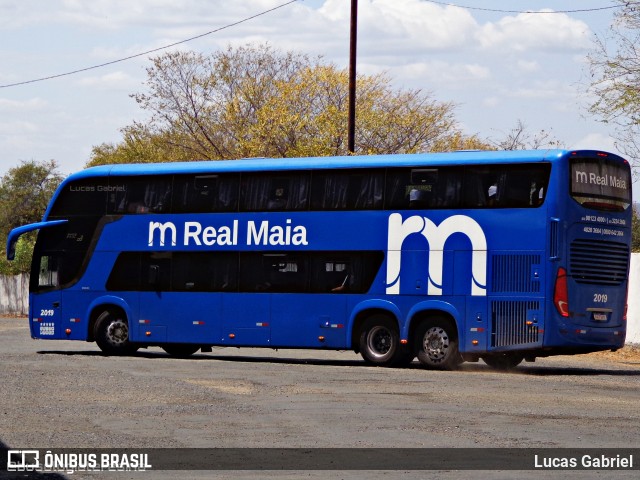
[627,253,640,344]
[0,273,29,316]
[1,255,639,344]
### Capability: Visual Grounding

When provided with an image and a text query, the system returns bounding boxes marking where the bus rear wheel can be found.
[359,315,402,367]
[162,344,200,357]
[415,317,462,370]
[94,310,138,356]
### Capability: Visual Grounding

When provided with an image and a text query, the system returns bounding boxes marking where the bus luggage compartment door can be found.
[221,295,271,346]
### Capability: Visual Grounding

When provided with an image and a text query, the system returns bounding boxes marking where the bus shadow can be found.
[38,349,366,367]
[37,350,640,376]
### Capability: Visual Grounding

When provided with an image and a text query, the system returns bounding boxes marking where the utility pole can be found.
[348,0,358,154]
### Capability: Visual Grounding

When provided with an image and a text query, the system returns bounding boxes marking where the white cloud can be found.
[0,119,38,132]
[482,97,500,108]
[394,61,490,87]
[0,97,48,111]
[76,71,138,89]
[570,132,618,153]
[477,10,591,52]
[516,60,540,73]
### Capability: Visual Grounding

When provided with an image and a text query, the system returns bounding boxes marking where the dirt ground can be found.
[586,343,640,363]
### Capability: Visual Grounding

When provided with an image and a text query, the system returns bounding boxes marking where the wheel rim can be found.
[367,325,393,358]
[106,319,129,346]
[422,326,450,362]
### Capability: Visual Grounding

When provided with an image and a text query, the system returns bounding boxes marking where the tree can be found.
[88,44,488,166]
[490,119,563,151]
[586,0,640,172]
[0,160,64,274]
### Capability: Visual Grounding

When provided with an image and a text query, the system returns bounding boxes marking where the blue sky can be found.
[0,1,634,198]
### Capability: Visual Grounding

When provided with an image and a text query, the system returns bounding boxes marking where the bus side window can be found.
[239,253,308,292]
[326,260,351,292]
[171,252,239,292]
[106,253,141,291]
[463,164,551,208]
[309,252,383,294]
[108,176,173,214]
[173,174,239,213]
[37,255,59,288]
[311,169,383,210]
[385,167,460,209]
[140,253,172,291]
[241,173,309,212]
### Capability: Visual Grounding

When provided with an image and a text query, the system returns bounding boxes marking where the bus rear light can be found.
[623,304,628,321]
[193,321,205,325]
[576,329,587,334]
[554,267,569,317]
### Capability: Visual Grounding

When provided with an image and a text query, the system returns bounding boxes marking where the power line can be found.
[0,0,298,89]
[423,1,621,14]
[0,0,622,90]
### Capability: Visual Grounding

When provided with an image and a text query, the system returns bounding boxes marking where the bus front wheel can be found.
[359,315,401,367]
[415,317,462,370]
[94,310,138,356]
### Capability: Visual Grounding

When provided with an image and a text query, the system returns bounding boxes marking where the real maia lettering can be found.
[149,219,308,248]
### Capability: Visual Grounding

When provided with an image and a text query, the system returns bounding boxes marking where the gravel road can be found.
[1,316,638,480]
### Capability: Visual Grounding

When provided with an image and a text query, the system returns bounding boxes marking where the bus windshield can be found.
[570,156,632,211]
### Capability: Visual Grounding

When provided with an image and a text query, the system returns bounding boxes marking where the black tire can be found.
[162,344,200,357]
[359,315,402,366]
[415,317,462,370]
[482,353,524,370]
[94,310,138,355]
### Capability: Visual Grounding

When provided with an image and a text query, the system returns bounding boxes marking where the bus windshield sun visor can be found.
[6,219,68,261]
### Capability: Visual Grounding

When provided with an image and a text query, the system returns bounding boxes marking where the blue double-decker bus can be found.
[7,150,633,369]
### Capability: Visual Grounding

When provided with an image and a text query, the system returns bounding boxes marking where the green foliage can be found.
[0,234,35,275]
[88,44,488,166]
[0,160,63,274]
[632,207,640,252]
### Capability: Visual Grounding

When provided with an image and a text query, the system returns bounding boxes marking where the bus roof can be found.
[74,149,578,179]
[68,149,626,180]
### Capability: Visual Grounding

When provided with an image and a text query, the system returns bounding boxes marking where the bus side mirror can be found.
[148,265,160,289]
